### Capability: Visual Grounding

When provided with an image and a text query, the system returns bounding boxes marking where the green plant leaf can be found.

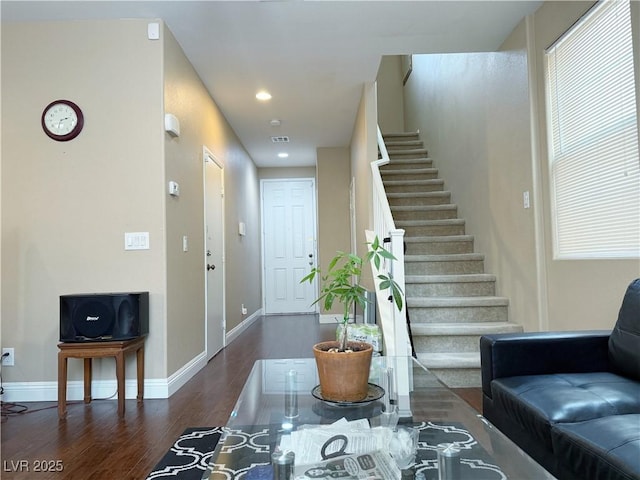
[306,235,404,323]
[327,255,341,271]
[378,249,396,261]
[347,253,362,265]
[374,254,381,271]
[392,288,403,311]
[300,269,319,284]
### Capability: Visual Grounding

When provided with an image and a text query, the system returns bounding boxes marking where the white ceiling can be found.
[2,1,542,168]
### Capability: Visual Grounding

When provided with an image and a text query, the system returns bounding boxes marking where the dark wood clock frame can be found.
[41,99,84,141]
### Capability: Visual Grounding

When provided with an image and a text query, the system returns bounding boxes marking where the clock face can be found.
[41,100,84,141]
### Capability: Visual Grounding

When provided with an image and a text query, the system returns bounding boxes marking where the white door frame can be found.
[203,146,226,359]
[260,178,318,314]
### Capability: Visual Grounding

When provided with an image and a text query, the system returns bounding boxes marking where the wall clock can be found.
[41,99,84,141]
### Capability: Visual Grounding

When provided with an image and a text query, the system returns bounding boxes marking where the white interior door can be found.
[262,179,317,314]
[204,148,225,360]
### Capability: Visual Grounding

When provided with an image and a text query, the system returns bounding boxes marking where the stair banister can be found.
[368,126,412,416]
[369,126,411,359]
[372,126,396,234]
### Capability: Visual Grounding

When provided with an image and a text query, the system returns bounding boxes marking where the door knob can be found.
[207,264,216,271]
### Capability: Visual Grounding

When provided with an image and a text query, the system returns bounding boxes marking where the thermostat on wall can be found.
[168,181,180,196]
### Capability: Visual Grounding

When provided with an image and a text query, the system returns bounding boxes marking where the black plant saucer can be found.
[311,383,385,407]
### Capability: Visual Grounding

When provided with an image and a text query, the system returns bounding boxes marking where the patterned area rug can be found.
[210,422,506,480]
[147,427,224,479]
[148,422,506,480]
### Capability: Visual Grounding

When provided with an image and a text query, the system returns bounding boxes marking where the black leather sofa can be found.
[480,278,640,480]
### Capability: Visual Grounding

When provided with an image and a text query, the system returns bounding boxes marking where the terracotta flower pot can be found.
[313,340,373,402]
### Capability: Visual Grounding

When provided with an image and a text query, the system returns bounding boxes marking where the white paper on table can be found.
[283,418,392,466]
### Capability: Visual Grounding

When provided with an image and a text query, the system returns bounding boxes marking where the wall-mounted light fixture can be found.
[164,113,180,137]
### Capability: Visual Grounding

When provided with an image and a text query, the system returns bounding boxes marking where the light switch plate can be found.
[125,232,150,250]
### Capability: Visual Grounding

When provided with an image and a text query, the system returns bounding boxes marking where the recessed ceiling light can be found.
[256,91,272,101]
[278,152,289,158]
[270,119,281,127]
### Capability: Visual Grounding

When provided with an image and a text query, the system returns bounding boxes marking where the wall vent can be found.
[271,136,290,143]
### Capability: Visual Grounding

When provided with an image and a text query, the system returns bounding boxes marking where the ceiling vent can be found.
[271,136,290,143]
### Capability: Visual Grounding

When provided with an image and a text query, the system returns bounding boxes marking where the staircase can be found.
[380,132,523,387]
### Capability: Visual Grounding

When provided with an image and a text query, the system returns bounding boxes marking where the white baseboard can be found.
[1,378,167,403]
[1,381,60,403]
[166,350,208,397]
[225,308,263,344]
[0,350,208,402]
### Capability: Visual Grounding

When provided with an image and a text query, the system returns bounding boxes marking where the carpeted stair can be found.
[381,132,523,387]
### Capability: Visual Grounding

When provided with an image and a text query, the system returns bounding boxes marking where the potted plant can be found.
[300,235,403,402]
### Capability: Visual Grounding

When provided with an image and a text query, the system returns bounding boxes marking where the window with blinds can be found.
[545,0,639,259]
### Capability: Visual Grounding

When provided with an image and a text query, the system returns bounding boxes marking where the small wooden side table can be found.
[57,336,146,419]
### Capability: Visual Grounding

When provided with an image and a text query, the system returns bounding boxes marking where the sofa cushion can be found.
[609,278,640,381]
[491,372,640,450]
[551,414,640,480]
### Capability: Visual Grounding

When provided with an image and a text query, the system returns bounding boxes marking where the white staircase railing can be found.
[369,126,411,359]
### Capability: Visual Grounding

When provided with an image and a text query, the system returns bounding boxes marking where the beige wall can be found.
[1,20,166,384]
[530,1,640,330]
[221,150,262,333]
[350,82,378,290]
[403,1,640,332]
[316,84,379,312]
[404,27,539,332]
[1,19,262,396]
[258,167,316,180]
[163,26,206,375]
[163,25,262,352]
[376,56,405,134]
[162,26,258,374]
[316,148,351,315]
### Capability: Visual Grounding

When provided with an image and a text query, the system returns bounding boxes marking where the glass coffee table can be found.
[202,356,554,479]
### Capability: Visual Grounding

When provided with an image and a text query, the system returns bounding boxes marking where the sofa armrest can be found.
[480,331,611,399]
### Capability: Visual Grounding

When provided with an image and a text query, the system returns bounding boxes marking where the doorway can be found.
[261,179,317,314]
[203,146,225,360]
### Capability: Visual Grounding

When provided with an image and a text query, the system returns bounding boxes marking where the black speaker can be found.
[60,292,149,342]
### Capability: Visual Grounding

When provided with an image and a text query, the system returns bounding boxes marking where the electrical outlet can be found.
[2,348,15,366]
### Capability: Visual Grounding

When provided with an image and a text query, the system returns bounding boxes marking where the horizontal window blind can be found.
[546,0,640,259]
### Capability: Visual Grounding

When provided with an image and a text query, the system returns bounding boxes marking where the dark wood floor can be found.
[0,315,481,479]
